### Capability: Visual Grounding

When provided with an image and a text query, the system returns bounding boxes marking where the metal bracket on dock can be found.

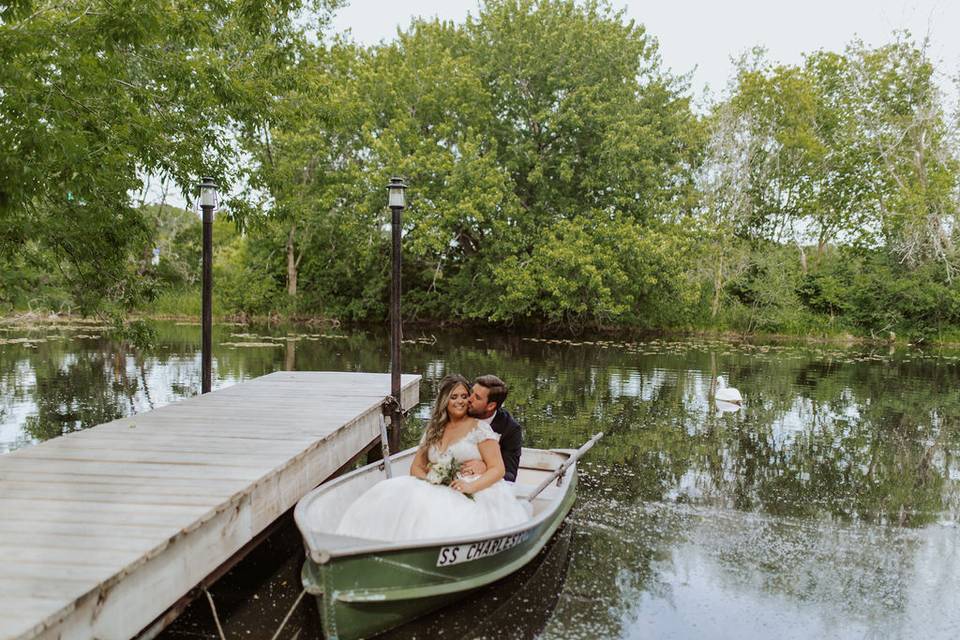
[380,394,410,419]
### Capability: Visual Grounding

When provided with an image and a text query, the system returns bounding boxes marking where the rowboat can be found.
[293,433,601,640]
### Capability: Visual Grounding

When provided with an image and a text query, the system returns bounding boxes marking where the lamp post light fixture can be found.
[388,177,406,208]
[199,177,217,394]
[386,177,406,451]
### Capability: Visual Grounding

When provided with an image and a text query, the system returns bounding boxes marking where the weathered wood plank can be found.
[0,497,215,520]
[30,434,312,455]
[0,598,67,617]
[36,494,258,640]
[0,578,89,599]
[0,509,210,528]
[1,549,139,571]
[0,600,72,640]
[11,447,303,466]
[0,457,275,480]
[95,422,362,435]
[0,532,168,553]
[0,564,117,584]
[91,420,348,435]
[0,483,226,506]
[0,519,180,539]
[0,470,245,491]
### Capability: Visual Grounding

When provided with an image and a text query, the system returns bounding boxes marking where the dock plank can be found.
[0,371,420,640]
[33,434,313,455]
[0,532,171,553]
[12,446,305,466]
[0,470,254,493]
[0,497,215,520]
[0,483,227,506]
[0,519,180,540]
[0,457,276,480]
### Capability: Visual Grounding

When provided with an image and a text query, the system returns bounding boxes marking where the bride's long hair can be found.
[421,374,471,451]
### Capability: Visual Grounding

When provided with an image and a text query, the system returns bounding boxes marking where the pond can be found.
[3,319,960,638]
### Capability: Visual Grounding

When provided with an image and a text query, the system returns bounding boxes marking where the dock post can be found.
[387,177,407,450]
[199,177,217,394]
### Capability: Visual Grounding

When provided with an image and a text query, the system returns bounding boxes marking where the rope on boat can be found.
[268,587,308,640]
[202,587,228,640]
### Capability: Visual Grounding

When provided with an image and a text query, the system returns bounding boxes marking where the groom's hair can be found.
[474,375,508,410]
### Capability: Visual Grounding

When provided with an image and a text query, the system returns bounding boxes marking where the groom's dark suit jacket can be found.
[490,408,522,482]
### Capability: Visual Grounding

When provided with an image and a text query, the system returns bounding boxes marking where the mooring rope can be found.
[269,588,308,640]
[202,587,228,640]
[201,585,306,640]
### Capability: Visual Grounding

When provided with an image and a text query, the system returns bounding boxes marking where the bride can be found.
[336,374,531,541]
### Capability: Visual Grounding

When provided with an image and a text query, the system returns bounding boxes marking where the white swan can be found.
[715,376,742,405]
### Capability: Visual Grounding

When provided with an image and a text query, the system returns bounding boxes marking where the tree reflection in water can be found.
[4,324,960,637]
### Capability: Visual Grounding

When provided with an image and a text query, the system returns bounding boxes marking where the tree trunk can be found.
[797,242,808,274]
[286,224,297,297]
[711,255,723,319]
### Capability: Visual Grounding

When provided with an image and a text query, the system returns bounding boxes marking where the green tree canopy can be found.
[0,0,338,312]
[240,0,702,329]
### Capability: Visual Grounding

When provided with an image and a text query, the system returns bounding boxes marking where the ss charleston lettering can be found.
[437,531,532,567]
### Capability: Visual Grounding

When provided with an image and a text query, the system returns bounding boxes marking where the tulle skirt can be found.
[336,476,531,542]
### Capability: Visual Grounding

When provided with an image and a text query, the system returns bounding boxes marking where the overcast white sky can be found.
[329,0,960,102]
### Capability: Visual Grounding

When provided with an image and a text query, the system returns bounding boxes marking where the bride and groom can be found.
[336,374,529,541]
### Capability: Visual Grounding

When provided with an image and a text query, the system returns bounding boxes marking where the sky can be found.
[328,0,960,103]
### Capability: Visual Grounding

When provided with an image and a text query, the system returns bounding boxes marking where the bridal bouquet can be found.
[424,454,475,500]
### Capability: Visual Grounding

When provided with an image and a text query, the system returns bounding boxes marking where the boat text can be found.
[436,530,532,567]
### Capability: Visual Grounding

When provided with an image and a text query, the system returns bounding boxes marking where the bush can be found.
[844,254,960,340]
[216,236,284,317]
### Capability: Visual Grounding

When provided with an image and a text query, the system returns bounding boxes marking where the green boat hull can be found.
[301,473,577,640]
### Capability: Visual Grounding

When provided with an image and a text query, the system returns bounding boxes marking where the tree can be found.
[845,35,960,278]
[0,0,339,313]
[375,0,700,327]
[698,36,960,333]
[695,99,759,318]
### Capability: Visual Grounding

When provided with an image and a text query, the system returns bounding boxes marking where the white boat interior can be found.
[295,447,573,558]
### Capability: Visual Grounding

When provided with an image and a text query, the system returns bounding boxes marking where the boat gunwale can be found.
[294,446,575,563]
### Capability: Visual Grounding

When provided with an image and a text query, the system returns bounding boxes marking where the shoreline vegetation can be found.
[2,1,959,346]
[4,308,960,350]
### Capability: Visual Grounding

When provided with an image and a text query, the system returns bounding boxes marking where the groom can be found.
[463,374,523,482]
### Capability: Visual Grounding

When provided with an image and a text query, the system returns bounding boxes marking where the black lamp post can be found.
[387,177,406,450]
[199,177,217,394]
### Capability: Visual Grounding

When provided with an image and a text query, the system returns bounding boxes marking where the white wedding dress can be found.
[336,421,531,542]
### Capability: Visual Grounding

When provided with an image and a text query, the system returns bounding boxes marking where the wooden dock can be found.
[0,371,420,640]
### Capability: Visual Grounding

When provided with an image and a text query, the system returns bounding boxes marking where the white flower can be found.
[425,466,444,484]
[425,453,455,485]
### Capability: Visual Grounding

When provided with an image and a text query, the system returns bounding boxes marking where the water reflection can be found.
[556,498,960,640]
[160,518,573,640]
[5,322,960,636]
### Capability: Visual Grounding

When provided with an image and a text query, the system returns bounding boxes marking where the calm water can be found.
[4,319,960,638]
